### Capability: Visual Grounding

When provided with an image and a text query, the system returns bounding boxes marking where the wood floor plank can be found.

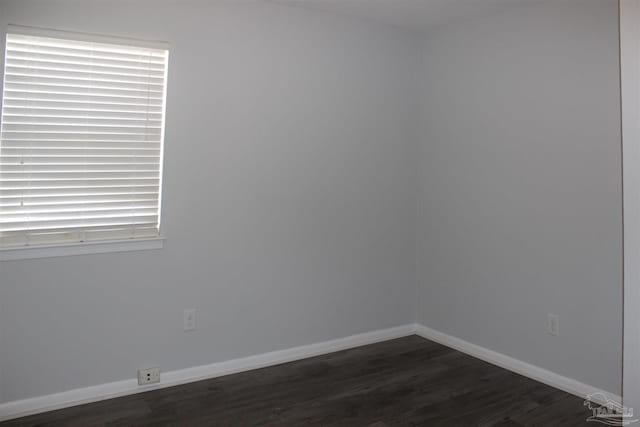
[0,336,595,426]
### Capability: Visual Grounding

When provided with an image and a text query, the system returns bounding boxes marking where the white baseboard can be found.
[413,324,621,406]
[0,324,416,422]
[0,323,620,421]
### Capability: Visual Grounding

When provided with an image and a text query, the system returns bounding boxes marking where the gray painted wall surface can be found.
[0,0,419,403]
[0,0,624,405]
[416,0,622,394]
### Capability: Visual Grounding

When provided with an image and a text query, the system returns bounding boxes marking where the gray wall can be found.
[0,0,624,406]
[0,0,419,403]
[416,0,622,394]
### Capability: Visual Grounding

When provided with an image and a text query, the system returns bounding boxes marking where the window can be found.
[0,26,169,256]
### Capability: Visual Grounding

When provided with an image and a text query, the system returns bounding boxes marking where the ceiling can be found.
[271,0,537,32]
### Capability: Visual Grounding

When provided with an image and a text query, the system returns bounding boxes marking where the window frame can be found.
[0,26,169,260]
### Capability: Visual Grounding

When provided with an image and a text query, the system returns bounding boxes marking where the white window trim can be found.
[622,0,640,413]
[0,235,164,261]
[6,24,169,50]
[0,26,170,260]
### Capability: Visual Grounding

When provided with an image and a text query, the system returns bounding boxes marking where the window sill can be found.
[0,237,165,261]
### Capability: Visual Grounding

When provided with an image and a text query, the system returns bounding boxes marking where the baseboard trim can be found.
[413,324,621,406]
[0,324,416,422]
[1,323,619,421]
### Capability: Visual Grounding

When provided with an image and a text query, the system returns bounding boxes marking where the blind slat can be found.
[1,163,159,172]
[3,91,164,106]
[6,50,166,71]
[2,98,163,113]
[4,89,164,103]
[1,217,158,232]
[1,193,157,205]
[6,41,167,63]
[3,125,162,135]
[1,200,158,212]
[1,157,160,165]
[7,33,167,56]
[1,185,160,198]
[6,67,165,86]
[5,61,166,79]
[2,136,161,141]
[2,149,160,155]
[5,75,164,92]
[1,171,160,180]
[1,208,159,223]
[1,191,159,201]
[3,109,163,121]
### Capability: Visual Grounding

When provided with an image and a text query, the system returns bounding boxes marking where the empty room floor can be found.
[0,336,591,427]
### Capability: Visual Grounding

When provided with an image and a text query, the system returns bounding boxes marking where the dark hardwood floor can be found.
[1,336,594,426]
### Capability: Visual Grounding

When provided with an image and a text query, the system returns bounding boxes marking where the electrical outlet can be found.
[138,367,160,385]
[184,308,196,331]
[547,314,559,336]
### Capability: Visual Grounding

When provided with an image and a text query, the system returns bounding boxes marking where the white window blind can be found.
[0,28,169,249]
